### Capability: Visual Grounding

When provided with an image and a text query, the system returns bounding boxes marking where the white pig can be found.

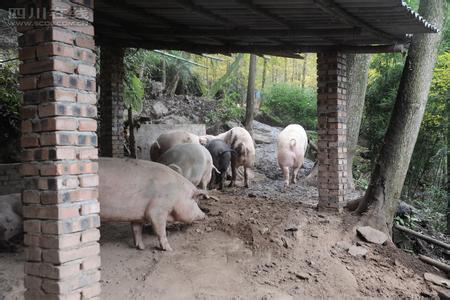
[157,143,215,189]
[277,124,308,189]
[99,158,206,251]
[150,131,200,162]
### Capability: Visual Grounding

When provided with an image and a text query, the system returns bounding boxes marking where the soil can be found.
[0,120,445,299]
[0,176,442,299]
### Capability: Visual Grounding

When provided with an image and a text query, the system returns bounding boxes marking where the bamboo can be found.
[419,255,450,273]
[394,224,450,250]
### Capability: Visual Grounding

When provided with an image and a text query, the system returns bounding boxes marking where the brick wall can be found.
[0,163,23,195]
[317,51,348,212]
[98,47,125,158]
[17,0,101,298]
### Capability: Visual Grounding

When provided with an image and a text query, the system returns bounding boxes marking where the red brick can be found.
[77,148,97,160]
[76,92,96,104]
[22,120,33,133]
[38,176,79,190]
[23,220,41,233]
[71,0,95,9]
[21,163,40,176]
[78,174,98,188]
[54,147,77,160]
[21,134,40,148]
[19,47,36,60]
[40,117,78,131]
[81,229,100,243]
[43,243,100,264]
[76,188,98,202]
[25,246,42,261]
[37,42,75,58]
[24,234,41,247]
[78,118,97,131]
[23,203,80,220]
[41,215,100,234]
[81,256,101,272]
[82,282,101,298]
[76,64,96,77]
[24,275,43,290]
[40,232,82,249]
[49,28,75,44]
[23,190,41,204]
[78,161,98,174]
[80,202,99,215]
[19,76,38,91]
[21,106,38,119]
[74,36,95,50]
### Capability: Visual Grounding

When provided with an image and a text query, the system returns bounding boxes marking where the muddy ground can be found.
[0,122,446,299]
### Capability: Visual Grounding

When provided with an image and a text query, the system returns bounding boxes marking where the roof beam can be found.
[313,0,397,42]
[100,28,361,38]
[96,37,408,54]
[235,0,291,28]
[176,0,235,26]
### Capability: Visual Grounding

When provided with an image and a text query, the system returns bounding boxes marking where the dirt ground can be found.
[0,123,445,299]
[0,176,443,299]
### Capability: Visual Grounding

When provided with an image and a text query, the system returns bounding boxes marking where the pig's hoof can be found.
[136,243,145,250]
[161,244,173,252]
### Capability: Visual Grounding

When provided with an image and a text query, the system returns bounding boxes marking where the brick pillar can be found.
[316,51,347,212]
[98,47,124,157]
[17,1,101,298]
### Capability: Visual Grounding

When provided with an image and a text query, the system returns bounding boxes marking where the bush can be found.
[260,83,317,129]
[206,94,244,125]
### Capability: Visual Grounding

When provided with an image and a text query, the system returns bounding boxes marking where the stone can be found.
[348,245,368,257]
[294,272,310,280]
[151,101,168,118]
[356,226,388,244]
[335,240,352,251]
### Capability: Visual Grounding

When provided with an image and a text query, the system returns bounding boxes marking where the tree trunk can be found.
[161,59,166,91]
[127,107,136,158]
[355,0,445,234]
[166,71,179,97]
[244,54,257,136]
[261,57,267,90]
[284,57,287,82]
[301,54,308,89]
[346,54,371,191]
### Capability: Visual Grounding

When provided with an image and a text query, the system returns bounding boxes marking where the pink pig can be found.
[277,124,308,189]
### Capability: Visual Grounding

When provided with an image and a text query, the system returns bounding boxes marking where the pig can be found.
[277,124,308,189]
[158,143,215,189]
[150,131,200,162]
[205,139,234,190]
[0,193,22,250]
[216,127,255,188]
[98,157,206,251]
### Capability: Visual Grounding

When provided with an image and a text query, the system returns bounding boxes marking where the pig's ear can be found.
[168,164,182,174]
[193,189,209,201]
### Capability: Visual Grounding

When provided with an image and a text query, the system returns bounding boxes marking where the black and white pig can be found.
[205,139,234,190]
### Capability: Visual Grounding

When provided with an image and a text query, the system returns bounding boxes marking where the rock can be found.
[424,273,450,288]
[260,227,269,235]
[356,226,388,245]
[348,245,368,257]
[335,240,352,251]
[294,272,310,280]
[151,101,168,118]
[396,201,415,217]
[310,233,319,238]
[159,115,191,125]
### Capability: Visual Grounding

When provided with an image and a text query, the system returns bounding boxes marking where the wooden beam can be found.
[395,224,450,250]
[176,0,234,26]
[313,0,396,42]
[95,37,409,53]
[235,0,291,28]
[99,28,361,38]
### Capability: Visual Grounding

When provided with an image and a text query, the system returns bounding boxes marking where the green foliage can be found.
[206,95,244,124]
[261,83,317,129]
[0,51,20,114]
[208,54,244,99]
[361,54,405,160]
[124,74,144,112]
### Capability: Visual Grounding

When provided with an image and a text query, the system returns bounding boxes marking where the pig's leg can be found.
[149,210,172,251]
[131,222,145,250]
[229,160,237,187]
[219,173,224,190]
[282,167,290,190]
[292,166,301,184]
[244,167,249,188]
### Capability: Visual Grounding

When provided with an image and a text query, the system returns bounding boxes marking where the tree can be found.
[346,54,371,190]
[244,54,257,136]
[261,57,268,90]
[301,54,308,89]
[353,0,446,234]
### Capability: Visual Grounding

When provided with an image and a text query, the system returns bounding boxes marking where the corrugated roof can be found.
[0,0,439,54]
[93,0,438,53]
